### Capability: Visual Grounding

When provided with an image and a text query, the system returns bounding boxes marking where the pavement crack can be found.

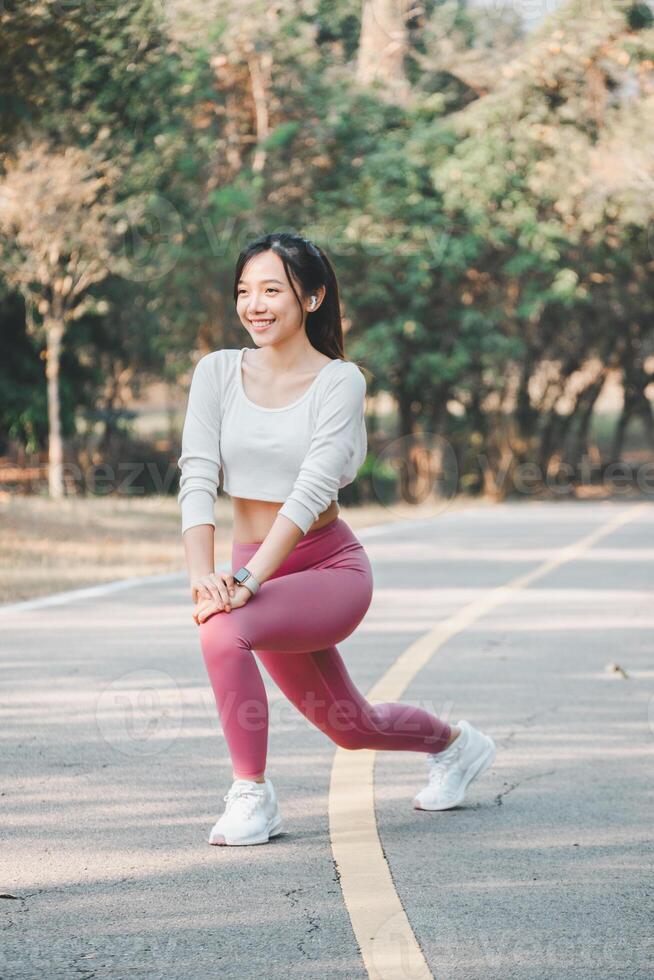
[495,768,557,805]
[282,887,301,906]
[283,887,322,958]
[297,910,321,959]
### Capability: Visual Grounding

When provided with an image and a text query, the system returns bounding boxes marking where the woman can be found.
[177,232,496,846]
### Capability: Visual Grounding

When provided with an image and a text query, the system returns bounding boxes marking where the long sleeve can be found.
[177,353,222,534]
[278,362,367,535]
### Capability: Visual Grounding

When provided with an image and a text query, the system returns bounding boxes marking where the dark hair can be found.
[232,232,347,360]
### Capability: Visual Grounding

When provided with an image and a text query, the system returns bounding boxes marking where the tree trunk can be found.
[610,406,630,463]
[564,371,607,474]
[357,0,411,104]
[613,391,654,460]
[638,395,654,451]
[247,50,272,174]
[515,353,537,440]
[45,317,65,498]
[396,386,415,502]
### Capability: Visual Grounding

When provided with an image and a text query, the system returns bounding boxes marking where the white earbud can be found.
[310,296,316,309]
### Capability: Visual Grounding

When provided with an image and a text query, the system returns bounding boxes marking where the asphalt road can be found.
[2,499,653,979]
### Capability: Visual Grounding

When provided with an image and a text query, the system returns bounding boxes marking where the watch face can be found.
[234,567,250,584]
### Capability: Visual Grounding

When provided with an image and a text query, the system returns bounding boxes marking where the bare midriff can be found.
[231,496,340,544]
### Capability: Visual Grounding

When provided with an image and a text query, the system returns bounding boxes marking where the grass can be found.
[0,491,491,605]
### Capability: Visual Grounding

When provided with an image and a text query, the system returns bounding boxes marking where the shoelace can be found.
[223,785,265,819]
[427,739,464,782]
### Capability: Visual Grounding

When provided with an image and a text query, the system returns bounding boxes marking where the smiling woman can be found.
[176,231,494,848]
[179,238,366,543]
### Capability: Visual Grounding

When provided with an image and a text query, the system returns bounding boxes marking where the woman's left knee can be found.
[198,615,250,663]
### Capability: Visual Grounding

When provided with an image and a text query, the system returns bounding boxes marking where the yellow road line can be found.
[328,501,650,980]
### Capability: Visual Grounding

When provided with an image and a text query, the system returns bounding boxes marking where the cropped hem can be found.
[277,499,316,535]
[222,483,286,504]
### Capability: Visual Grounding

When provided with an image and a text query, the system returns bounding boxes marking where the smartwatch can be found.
[233,565,261,596]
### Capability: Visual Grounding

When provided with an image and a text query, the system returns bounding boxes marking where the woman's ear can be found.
[308,286,326,312]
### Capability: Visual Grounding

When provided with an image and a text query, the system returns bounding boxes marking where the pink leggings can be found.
[198,517,452,778]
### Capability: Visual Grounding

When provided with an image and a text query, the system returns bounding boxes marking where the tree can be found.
[432,0,654,492]
[0,136,124,496]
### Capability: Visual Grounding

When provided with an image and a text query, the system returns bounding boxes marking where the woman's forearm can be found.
[243,513,304,585]
[183,523,215,582]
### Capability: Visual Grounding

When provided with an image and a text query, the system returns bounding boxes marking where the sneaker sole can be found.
[414,736,496,811]
[208,811,284,846]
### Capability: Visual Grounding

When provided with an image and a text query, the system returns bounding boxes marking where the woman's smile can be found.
[249,317,275,331]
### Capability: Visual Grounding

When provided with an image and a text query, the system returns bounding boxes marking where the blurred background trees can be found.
[0,0,652,503]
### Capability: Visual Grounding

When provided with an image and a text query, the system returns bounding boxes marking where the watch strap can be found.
[234,565,260,595]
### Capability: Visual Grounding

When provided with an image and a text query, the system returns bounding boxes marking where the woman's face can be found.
[236,249,311,347]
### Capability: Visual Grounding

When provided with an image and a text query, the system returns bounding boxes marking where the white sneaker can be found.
[413,719,496,811]
[208,777,284,846]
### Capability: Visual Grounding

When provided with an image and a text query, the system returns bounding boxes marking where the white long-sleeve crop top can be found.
[177,347,367,535]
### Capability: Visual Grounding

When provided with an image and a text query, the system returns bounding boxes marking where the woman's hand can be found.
[190,571,237,610]
[193,583,253,625]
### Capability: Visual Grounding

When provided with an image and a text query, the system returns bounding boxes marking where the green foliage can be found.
[0,0,652,497]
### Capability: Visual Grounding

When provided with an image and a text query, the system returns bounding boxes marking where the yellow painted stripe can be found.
[329,502,649,980]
